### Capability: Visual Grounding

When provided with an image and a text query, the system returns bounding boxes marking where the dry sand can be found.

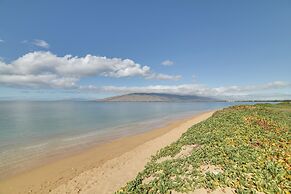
[0,111,215,194]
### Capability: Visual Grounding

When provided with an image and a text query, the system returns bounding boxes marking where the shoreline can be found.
[0,110,200,180]
[0,110,216,194]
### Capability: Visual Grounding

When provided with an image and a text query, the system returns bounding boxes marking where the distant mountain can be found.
[99,93,221,102]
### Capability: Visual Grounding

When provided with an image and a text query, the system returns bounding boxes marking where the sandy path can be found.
[51,111,215,194]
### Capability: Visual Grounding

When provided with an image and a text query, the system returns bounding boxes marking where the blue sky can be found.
[0,0,291,100]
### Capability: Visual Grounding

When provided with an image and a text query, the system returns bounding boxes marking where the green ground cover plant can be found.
[117,103,291,194]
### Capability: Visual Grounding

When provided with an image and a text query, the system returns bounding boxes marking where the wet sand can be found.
[0,111,215,194]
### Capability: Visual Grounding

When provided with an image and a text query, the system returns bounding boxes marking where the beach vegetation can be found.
[117,103,291,193]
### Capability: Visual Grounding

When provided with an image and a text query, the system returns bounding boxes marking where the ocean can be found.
[0,101,245,178]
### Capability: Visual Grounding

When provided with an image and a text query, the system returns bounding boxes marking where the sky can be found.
[0,0,291,100]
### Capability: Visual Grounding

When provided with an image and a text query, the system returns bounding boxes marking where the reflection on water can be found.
[0,101,247,178]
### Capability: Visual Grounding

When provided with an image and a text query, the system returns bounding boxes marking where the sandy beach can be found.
[0,111,215,194]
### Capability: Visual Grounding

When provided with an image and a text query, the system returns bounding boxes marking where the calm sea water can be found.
[0,101,244,178]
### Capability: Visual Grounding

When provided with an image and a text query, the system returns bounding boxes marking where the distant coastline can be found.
[97,92,290,103]
[98,93,222,102]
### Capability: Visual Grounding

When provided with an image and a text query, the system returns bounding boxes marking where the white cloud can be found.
[79,81,291,98]
[32,39,50,49]
[0,74,77,88]
[0,39,4,43]
[0,51,180,88]
[21,39,50,49]
[146,73,181,81]
[161,60,174,66]
[1,51,289,99]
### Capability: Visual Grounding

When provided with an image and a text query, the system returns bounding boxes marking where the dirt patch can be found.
[156,155,172,163]
[156,144,200,163]
[172,187,265,194]
[200,164,223,175]
[172,187,235,194]
[142,175,155,184]
[186,164,193,172]
[174,144,200,159]
[143,170,164,184]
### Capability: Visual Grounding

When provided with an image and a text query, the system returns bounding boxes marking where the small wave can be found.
[22,143,48,150]
[61,132,99,142]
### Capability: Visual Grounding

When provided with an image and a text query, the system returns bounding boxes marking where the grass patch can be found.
[117,103,291,194]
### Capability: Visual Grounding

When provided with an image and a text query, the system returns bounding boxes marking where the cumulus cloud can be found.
[0,51,180,88]
[161,60,174,66]
[1,51,289,99]
[32,39,50,48]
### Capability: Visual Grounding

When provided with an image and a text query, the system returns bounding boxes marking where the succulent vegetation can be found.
[117,103,291,194]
